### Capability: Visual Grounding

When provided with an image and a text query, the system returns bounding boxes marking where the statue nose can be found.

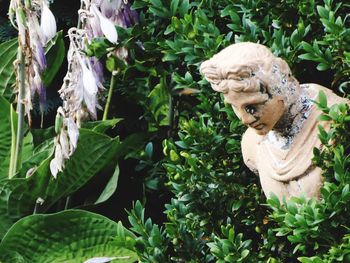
[241,112,256,126]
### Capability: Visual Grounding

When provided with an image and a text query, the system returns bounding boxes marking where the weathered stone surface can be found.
[200,42,347,200]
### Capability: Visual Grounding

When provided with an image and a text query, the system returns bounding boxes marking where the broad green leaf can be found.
[21,131,34,164]
[82,119,123,134]
[95,164,120,204]
[0,129,122,237]
[31,127,56,148]
[0,210,137,263]
[0,38,17,100]
[0,96,14,179]
[43,129,121,206]
[0,179,26,238]
[0,96,34,179]
[17,139,54,178]
[42,31,66,87]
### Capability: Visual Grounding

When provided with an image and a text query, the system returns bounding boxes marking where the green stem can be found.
[9,48,26,178]
[8,107,17,178]
[77,1,84,29]
[15,49,26,171]
[64,196,71,210]
[102,74,116,121]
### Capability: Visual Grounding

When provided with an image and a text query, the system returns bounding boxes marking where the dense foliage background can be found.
[0,0,349,262]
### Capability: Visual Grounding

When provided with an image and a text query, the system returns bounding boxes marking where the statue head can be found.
[200,42,300,135]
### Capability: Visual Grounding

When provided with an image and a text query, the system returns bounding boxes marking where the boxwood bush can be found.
[111,0,350,262]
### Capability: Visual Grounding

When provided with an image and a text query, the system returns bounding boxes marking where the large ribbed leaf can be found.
[0,96,34,180]
[43,129,121,207]
[0,210,137,263]
[0,129,121,237]
[0,39,17,100]
[0,96,13,179]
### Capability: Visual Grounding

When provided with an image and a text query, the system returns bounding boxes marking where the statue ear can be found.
[259,81,272,98]
[259,81,266,93]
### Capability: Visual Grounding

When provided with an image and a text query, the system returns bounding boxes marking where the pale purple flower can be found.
[121,4,139,27]
[81,63,98,96]
[34,39,47,71]
[84,91,98,119]
[31,65,46,114]
[100,0,122,18]
[50,143,63,178]
[49,0,139,178]
[38,84,47,114]
[40,1,57,43]
[67,118,79,150]
[87,10,103,39]
[91,5,118,44]
[90,57,104,86]
[59,130,70,159]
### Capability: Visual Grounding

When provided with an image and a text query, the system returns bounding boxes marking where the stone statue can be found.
[200,42,347,201]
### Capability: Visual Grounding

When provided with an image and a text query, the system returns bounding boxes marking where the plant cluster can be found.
[0,0,349,262]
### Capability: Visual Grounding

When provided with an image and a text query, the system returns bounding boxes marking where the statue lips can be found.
[253,124,265,130]
[249,121,265,130]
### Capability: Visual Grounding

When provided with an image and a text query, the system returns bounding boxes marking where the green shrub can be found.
[115,0,350,262]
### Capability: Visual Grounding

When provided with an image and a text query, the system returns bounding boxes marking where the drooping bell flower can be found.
[100,0,122,18]
[77,53,99,96]
[82,64,98,96]
[67,117,79,150]
[75,52,99,118]
[40,1,57,43]
[34,38,47,71]
[120,4,139,28]
[91,4,118,44]
[50,142,63,178]
[38,83,47,115]
[90,57,104,87]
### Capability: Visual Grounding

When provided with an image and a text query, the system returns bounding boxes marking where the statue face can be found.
[223,89,285,135]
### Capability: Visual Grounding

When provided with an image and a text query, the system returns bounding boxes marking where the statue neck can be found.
[268,84,315,148]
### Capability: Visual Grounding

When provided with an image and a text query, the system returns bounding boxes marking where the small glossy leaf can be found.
[94,164,120,204]
[318,91,328,108]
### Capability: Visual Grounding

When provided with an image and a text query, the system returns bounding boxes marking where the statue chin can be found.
[252,126,270,136]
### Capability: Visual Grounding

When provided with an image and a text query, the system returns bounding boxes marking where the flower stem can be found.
[15,49,26,169]
[64,196,71,210]
[9,48,26,178]
[102,74,116,121]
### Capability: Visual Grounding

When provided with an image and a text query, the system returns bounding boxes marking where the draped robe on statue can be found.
[242,84,348,200]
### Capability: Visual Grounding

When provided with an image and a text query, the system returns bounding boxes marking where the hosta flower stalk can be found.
[8,0,56,178]
[50,0,138,177]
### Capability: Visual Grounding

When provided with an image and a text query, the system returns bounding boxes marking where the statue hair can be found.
[200,42,297,94]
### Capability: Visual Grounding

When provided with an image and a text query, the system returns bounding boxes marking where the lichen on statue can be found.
[200,42,348,201]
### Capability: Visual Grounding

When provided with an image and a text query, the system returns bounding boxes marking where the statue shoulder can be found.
[241,128,263,174]
[303,83,349,105]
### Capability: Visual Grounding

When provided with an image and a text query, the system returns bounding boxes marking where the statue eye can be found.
[245,105,257,115]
